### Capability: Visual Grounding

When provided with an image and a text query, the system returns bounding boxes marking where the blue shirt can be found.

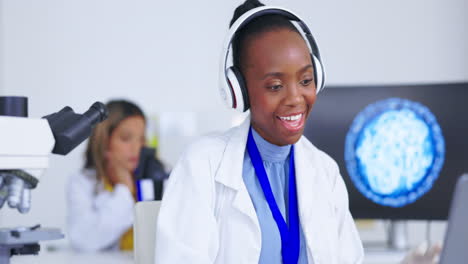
[242,128,308,264]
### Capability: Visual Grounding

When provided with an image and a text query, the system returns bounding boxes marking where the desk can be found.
[10,250,133,264]
[363,249,407,264]
[9,248,406,264]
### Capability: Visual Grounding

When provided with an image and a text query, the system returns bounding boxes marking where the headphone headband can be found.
[219,6,326,112]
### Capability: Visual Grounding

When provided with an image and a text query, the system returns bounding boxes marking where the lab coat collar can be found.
[214,115,318,198]
[214,116,251,192]
[295,138,319,222]
[214,116,325,263]
[294,138,321,263]
[214,115,261,249]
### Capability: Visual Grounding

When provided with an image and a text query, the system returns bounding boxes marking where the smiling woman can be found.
[243,28,316,146]
[154,0,363,263]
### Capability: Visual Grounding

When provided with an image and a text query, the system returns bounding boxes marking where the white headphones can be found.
[219,6,326,112]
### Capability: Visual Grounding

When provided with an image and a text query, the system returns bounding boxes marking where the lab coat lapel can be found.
[294,137,324,263]
[214,117,260,228]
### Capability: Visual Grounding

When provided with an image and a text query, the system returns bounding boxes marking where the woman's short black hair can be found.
[229,0,301,72]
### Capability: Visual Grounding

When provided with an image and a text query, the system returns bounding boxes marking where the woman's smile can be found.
[276,112,305,132]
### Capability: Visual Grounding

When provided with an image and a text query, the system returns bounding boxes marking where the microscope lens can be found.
[18,188,31,214]
[0,184,8,208]
[7,177,24,208]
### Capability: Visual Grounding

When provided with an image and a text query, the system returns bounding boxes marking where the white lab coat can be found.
[155,117,364,264]
[67,169,134,252]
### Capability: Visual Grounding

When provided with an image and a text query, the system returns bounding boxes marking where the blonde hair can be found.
[84,100,145,181]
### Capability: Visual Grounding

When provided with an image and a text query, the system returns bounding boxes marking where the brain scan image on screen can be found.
[345,98,445,207]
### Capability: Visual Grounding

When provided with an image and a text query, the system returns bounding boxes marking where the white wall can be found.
[307,0,468,85]
[0,0,244,238]
[0,0,466,249]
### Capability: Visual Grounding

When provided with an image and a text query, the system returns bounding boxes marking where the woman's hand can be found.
[105,151,135,194]
[401,243,442,264]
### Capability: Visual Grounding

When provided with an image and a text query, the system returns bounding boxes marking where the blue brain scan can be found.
[345,98,445,207]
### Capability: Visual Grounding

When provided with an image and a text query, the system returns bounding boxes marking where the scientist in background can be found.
[67,99,145,252]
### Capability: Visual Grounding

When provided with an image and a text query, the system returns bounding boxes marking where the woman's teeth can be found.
[278,113,304,131]
[279,113,302,121]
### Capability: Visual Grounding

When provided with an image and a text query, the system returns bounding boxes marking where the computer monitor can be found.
[439,174,468,263]
[304,82,468,220]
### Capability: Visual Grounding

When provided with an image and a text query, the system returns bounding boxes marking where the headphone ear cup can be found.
[227,67,250,112]
[220,71,235,109]
[312,55,325,94]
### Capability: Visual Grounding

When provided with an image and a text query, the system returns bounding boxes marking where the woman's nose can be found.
[284,84,303,106]
[131,142,142,154]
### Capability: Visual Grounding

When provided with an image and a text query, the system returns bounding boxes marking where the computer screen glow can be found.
[345,98,445,207]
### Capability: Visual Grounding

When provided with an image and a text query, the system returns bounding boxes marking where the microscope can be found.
[0,96,107,263]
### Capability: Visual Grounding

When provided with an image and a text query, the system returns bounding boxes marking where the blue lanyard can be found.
[247,128,300,264]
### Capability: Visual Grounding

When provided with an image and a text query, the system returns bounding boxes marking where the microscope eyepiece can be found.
[85,102,108,123]
[43,102,108,155]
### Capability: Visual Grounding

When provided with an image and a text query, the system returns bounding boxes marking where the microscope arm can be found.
[0,102,107,213]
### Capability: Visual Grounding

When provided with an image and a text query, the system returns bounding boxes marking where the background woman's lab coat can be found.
[155,117,364,264]
[67,169,134,251]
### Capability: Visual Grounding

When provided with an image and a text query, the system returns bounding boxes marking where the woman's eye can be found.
[268,84,283,91]
[120,134,131,142]
[300,79,314,86]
